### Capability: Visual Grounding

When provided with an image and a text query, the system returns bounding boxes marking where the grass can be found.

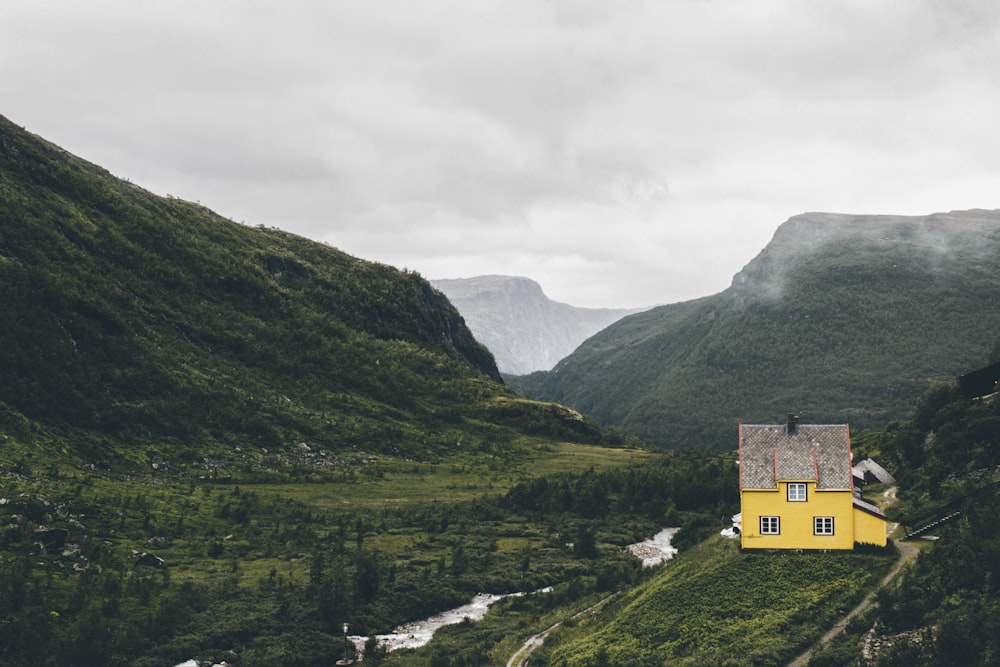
[243,441,657,511]
[530,535,897,666]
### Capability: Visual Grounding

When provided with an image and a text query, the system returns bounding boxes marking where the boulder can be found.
[134,552,166,568]
[34,528,69,552]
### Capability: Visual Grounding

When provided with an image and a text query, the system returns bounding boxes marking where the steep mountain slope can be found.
[0,114,622,466]
[431,275,642,374]
[512,210,1000,450]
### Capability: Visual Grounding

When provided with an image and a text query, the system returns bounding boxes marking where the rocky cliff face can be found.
[431,276,644,375]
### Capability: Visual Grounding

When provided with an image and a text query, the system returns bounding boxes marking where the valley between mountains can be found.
[2,115,999,666]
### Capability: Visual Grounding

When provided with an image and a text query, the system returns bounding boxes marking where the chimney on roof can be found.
[786,413,799,434]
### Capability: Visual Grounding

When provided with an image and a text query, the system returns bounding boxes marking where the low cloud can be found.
[2,0,999,308]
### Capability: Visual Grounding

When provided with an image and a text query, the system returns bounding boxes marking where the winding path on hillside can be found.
[506,594,617,667]
[787,486,917,667]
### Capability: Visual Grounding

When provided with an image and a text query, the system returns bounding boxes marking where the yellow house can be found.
[739,415,887,550]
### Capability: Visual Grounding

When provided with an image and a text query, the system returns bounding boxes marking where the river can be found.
[365,526,679,652]
[368,591,512,651]
[175,527,679,663]
[625,526,679,567]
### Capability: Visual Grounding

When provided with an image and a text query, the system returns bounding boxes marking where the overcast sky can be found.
[3,1,999,308]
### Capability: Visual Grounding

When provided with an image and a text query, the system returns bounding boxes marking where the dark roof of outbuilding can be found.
[852,496,887,519]
[740,423,852,490]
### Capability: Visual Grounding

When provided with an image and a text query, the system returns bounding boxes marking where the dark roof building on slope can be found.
[958,361,1000,399]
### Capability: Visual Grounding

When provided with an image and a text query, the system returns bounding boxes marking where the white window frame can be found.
[787,483,807,502]
[814,516,834,535]
[760,516,780,535]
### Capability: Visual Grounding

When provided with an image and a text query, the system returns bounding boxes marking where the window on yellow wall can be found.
[761,516,780,534]
[814,517,834,535]
[788,483,807,501]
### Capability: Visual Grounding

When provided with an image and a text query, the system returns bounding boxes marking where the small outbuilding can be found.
[958,361,1000,399]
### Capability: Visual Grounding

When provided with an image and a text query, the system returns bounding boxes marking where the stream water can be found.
[366,592,514,652]
[362,526,680,652]
[625,526,679,567]
[174,527,679,663]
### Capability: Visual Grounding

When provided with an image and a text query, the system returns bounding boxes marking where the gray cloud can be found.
[2,0,998,308]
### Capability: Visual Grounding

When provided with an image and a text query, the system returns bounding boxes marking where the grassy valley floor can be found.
[0,437,683,666]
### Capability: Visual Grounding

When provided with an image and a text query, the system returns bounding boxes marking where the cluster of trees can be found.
[501,455,737,545]
[810,360,1000,666]
[0,448,740,666]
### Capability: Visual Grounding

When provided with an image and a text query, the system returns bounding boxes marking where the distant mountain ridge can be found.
[431,275,644,375]
[510,209,1000,450]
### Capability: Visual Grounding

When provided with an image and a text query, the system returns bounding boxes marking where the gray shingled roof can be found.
[852,496,887,519]
[740,424,852,489]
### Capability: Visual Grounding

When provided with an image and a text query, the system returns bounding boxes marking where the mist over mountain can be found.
[510,209,1000,450]
[431,275,644,375]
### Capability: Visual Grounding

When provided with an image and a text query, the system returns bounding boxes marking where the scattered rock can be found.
[862,620,929,663]
[134,552,166,568]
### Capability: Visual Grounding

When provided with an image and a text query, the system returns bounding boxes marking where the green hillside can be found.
[1,115,697,665]
[530,537,894,667]
[515,359,1000,667]
[0,113,621,466]
[512,210,1000,450]
[807,372,1000,667]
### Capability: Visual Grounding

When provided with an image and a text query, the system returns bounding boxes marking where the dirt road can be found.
[787,486,915,667]
[786,539,918,666]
